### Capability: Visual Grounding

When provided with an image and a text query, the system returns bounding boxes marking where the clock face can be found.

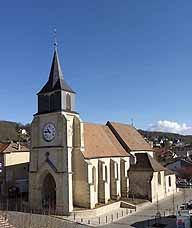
[42,123,56,142]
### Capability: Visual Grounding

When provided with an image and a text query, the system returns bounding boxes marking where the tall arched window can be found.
[158,172,161,185]
[66,93,71,111]
[169,176,171,187]
[105,165,108,182]
[92,166,96,192]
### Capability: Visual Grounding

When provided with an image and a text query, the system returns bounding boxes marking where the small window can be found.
[66,93,71,111]
[169,176,171,187]
[158,172,161,185]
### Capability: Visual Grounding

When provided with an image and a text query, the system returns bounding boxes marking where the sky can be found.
[0,1,192,134]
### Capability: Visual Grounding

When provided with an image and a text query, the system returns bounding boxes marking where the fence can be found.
[0,207,177,228]
[0,193,181,228]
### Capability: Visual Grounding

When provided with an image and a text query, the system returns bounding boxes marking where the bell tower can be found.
[29,45,80,215]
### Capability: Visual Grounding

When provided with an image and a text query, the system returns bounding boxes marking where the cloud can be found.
[148,120,192,135]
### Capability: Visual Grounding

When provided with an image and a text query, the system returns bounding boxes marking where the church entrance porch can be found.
[42,173,56,212]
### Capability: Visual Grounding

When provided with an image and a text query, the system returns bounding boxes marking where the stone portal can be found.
[42,173,56,210]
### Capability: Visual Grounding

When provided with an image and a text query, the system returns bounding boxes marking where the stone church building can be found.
[29,47,176,215]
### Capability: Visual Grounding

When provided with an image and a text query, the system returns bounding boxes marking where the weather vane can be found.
[54,28,58,48]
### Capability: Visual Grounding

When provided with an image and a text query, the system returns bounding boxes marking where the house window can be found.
[169,176,171,187]
[66,93,71,111]
[158,172,161,185]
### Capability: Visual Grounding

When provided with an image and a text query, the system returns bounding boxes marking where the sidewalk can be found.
[0,214,16,228]
[54,200,152,226]
[54,191,182,226]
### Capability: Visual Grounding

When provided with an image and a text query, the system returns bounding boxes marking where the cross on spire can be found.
[54,28,58,49]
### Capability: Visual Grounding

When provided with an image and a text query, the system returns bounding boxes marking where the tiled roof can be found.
[129,153,166,172]
[107,122,153,152]
[82,123,129,159]
[0,143,9,153]
[0,142,29,154]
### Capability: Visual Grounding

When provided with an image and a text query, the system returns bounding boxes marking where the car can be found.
[177,182,188,188]
[180,203,188,210]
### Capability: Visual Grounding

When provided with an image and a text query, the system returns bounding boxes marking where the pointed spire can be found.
[38,46,75,95]
[48,48,64,88]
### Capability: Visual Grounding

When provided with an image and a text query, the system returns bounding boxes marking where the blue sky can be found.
[0,1,192,134]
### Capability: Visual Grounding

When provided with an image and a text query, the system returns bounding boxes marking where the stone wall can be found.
[165,174,177,196]
[128,170,153,200]
[151,171,165,201]
[72,148,90,208]
[6,211,77,228]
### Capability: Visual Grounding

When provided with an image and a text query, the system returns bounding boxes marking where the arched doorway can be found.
[42,173,56,210]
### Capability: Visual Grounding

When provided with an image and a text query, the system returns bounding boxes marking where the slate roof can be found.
[38,49,75,95]
[106,122,153,152]
[164,168,175,176]
[166,158,192,167]
[129,153,167,172]
[82,123,129,159]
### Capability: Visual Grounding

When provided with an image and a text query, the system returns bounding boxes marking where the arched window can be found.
[169,176,171,187]
[158,172,161,185]
[92,166,96,192]
[105,165,108,182]
[66,93,71,111]
[115,163,119,180]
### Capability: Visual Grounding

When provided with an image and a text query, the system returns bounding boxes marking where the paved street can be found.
[99,189,192,228]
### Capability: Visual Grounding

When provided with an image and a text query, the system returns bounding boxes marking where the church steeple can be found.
[37,47,76,114]
[38,49,75,95]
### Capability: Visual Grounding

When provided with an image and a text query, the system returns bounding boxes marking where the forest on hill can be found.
[1,120,192,145]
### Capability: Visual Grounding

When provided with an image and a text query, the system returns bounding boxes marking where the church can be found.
[29,46,177,215]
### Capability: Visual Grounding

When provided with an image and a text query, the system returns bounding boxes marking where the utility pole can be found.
[183,187,186,204]
[155,194,161,225]
[172,191,175,216]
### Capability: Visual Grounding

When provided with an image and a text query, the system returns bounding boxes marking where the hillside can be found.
[1,120,192,145]
[0,121,30,143]
[138,129,192,145]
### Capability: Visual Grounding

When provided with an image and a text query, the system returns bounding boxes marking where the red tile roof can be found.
[0,142,29,154]
[83,123,129,159]
[107,122,153,152]
[0,143,9,153]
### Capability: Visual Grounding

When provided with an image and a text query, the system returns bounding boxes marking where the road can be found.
[99,189,192,228]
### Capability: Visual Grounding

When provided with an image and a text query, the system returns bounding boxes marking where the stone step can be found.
[0,215,16,228]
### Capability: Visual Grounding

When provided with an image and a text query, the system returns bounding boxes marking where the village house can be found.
[0,142,29,196]
[166,158,192,178]
[28,46,177,215]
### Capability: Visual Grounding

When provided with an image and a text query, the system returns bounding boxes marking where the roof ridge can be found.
[110,121,135,128]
